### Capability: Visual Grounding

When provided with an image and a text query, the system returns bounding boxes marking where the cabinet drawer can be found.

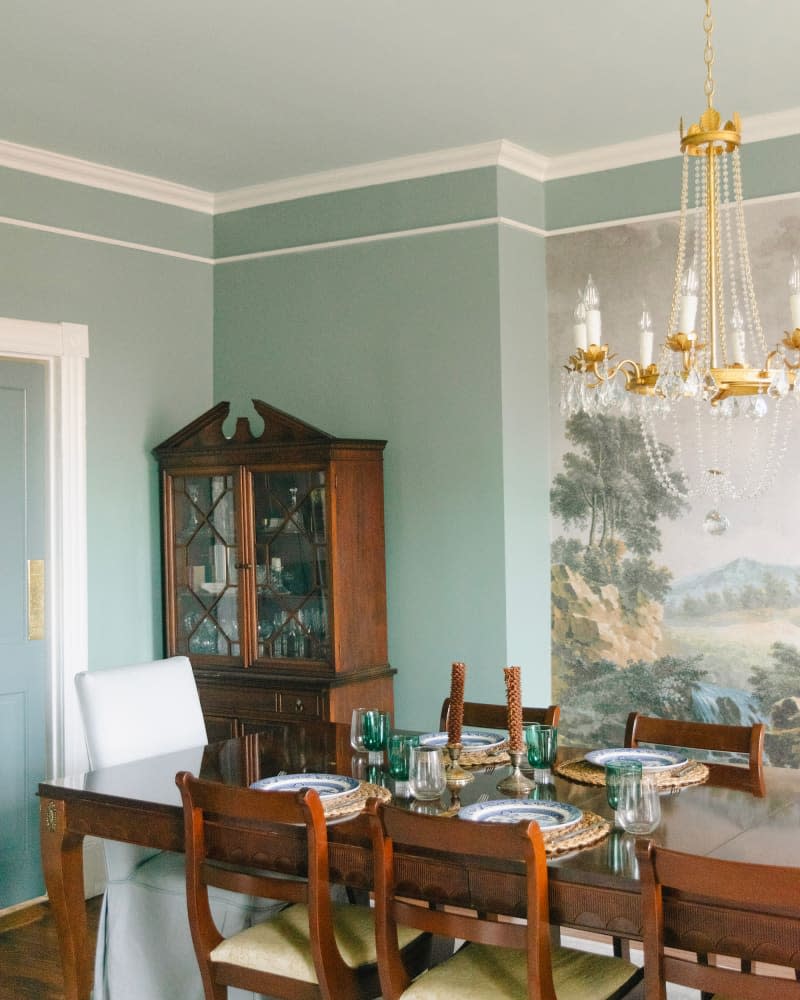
[277,690,322,718]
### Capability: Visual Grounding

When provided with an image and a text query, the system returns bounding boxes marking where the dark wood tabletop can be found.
[39,720,800,1000]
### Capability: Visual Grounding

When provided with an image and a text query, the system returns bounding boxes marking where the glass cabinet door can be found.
[170,474,241,659]
[251,469,328,662]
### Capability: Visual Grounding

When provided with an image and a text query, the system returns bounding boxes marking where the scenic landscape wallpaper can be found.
[547,195,800,767]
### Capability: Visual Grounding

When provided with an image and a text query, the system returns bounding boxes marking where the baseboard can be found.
[0,897,48,934]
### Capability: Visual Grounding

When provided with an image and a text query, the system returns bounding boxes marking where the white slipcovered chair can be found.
[76,656,284,1000]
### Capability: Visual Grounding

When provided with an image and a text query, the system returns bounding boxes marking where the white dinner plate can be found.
[584,747,688,772]
[418,730,506,753]
[249,773,360,801]
[458,799,582,830]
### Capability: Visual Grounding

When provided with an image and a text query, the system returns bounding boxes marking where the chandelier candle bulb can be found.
[790,256,800,329]
[639,309,655,368]
[503,665,524,753]
[573,292,588,351]
[584,275,602,345]
[447,661,466,746]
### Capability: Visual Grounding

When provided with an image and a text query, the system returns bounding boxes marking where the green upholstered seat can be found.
[211,900,424,983]
[398,942,640,1000]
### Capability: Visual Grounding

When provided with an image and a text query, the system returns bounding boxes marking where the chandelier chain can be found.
[703,0,715,107]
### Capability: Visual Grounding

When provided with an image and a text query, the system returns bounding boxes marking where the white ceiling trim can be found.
[543,106,800,181]
[0,139,215,213]
[0,105,799,216]
[213,140,548,213]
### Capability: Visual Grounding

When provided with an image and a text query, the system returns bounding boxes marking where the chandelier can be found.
[559,0,799,535]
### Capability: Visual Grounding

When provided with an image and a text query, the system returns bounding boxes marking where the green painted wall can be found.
[545,133,800,232]
[214,213,524,727]
[0,168,213,671]
[498,224,551,703]
[214,169,499,258]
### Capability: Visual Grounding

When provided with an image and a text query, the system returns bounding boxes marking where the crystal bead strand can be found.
[720,152,746,362]
[638,404,688,499]
[733,149,767,355]
[667,152,692,351]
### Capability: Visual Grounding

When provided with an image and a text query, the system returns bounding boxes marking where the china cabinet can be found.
[153,400,394,740]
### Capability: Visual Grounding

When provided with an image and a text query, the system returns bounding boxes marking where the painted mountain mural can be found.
[549,413,800,768]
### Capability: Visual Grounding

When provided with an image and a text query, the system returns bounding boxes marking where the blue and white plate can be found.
[249,773,360,801]
[584,747,688,772]
[459,799,582,830]
[418,730,505,753]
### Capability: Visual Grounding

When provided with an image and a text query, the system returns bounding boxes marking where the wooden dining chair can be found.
[637,838,800,1000]
[176,772,432,1000]
[439,698,560,732]
[366,800,643,1000]
[624,711,765,792]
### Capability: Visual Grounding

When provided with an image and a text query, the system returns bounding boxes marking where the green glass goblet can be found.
[524,724,558,771]
[605,760,643,811]
[362,709,390,765]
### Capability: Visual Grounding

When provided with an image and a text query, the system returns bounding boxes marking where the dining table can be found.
[38,719,800,1000]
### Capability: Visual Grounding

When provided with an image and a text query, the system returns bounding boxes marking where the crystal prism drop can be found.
[703,510,730,535]
[683,369,702,398]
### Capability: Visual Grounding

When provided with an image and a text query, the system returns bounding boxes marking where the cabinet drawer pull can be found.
[294,698,305,713]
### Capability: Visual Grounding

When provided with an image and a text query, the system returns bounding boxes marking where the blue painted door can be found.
[0,359,46,907]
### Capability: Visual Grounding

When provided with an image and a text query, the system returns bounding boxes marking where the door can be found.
[0,359,46,907]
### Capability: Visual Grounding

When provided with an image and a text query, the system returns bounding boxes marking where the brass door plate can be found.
[28,559,44,640]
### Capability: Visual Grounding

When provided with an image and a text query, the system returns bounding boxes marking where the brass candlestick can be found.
[497,749,534,795]
[445,743,474,788]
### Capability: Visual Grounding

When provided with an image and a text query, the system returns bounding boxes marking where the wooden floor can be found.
[0,897,101,1000]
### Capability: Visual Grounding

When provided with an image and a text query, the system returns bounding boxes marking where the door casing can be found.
[0,318,89,779]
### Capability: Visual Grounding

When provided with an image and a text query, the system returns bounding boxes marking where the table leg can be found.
[39,798,92,1000]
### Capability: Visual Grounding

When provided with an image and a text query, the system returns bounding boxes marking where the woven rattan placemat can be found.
[542,809,611,856]
[323,781,391,819]
[555,756,709,791]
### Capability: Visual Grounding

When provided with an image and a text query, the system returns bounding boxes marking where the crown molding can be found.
[0,139,214,213]
[1,104,800,218]
[543,105,800,180]
[213,140,533,214]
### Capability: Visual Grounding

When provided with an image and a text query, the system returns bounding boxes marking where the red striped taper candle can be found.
[504,665,524,752]
[448,661,466,745]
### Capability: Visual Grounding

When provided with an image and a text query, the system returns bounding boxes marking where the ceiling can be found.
[2,0,798,194]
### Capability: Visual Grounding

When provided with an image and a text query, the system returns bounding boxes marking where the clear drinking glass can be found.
[617,771,661,834]
[525,724,558,770]
[350,708,369,754]
[408,745,446,801]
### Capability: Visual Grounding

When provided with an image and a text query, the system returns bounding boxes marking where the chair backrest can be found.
[439,698,560,732]
[76,656,208,878]
[624,712,764,791]
[637,839,800,1000]
[75,655,208,769]
[176,771,358,1000]
[366,800,555,1000]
